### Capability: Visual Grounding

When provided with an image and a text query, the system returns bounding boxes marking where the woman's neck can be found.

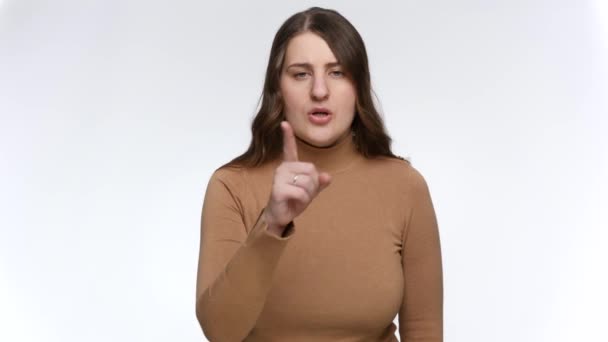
[294,132,363,174]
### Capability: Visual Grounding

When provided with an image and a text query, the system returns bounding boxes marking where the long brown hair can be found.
[223,7,398,168]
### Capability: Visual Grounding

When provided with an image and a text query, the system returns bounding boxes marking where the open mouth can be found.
[308,109,332,124]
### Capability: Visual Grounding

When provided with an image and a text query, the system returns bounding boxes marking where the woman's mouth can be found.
[308,107,332,125]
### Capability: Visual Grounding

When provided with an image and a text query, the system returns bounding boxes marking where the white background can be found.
[1,0,606,341]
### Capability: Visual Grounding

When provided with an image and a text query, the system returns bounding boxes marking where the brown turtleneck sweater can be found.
[195,134,443,341]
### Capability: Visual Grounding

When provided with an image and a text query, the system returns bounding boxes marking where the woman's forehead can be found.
[283,32,338,66]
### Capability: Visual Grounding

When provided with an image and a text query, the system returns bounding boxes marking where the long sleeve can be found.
[399,167,444,341]
[195,169,295,342]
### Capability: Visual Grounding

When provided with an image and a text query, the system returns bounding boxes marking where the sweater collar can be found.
[294,132,363,174]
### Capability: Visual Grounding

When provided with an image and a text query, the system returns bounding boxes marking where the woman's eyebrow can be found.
[286,62,342,70]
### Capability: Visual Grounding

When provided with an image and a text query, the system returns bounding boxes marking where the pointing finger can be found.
[281,121,299,162]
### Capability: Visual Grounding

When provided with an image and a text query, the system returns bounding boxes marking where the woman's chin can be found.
[297,134,341,148]
[294,134,326,147]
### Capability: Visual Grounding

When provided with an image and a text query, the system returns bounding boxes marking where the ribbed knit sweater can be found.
[195,134,443,341]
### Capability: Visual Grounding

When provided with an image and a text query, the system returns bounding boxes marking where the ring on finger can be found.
[292,174,300,185]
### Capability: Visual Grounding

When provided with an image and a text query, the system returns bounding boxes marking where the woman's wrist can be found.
[263,208,284,236]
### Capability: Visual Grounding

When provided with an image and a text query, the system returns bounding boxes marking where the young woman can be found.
[195,7,443,341]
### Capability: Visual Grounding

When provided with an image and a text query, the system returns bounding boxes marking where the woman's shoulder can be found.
[211,164,243,178]
[367,153,412,173]
[205,164,249,192]
[373,153,411,166]
[209,160,277,188]
[366,154,429,188]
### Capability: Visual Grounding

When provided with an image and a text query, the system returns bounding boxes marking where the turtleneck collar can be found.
[294,132,363,174]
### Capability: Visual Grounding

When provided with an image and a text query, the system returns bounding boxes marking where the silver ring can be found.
[292,174,299,185]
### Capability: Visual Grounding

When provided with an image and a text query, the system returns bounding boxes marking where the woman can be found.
[195,7,443,342]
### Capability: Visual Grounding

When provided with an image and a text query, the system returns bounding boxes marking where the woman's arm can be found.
[399,167,444,341]
[196,122,330,341]
[195,170,294,342]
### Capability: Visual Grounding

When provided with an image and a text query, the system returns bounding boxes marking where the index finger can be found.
[281,121,298,162]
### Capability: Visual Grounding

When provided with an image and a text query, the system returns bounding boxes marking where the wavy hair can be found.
[223,7,398,168]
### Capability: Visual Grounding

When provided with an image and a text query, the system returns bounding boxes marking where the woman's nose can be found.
[310,76,329,101]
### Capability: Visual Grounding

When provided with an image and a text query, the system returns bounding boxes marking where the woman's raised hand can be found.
[263,121,332,236]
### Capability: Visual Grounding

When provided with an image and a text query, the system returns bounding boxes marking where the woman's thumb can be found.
[318,172,332,191]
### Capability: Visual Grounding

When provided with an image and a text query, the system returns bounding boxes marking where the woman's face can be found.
[279,32,357,147]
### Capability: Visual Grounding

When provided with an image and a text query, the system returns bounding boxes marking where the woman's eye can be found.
[294,72,309,79]
[330,70,344,77]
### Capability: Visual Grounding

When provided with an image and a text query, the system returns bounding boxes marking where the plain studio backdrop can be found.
[1,0,606,341]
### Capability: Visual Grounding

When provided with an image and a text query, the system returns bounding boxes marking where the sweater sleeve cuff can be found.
[245,209,296,247]
[281,221,295,238]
